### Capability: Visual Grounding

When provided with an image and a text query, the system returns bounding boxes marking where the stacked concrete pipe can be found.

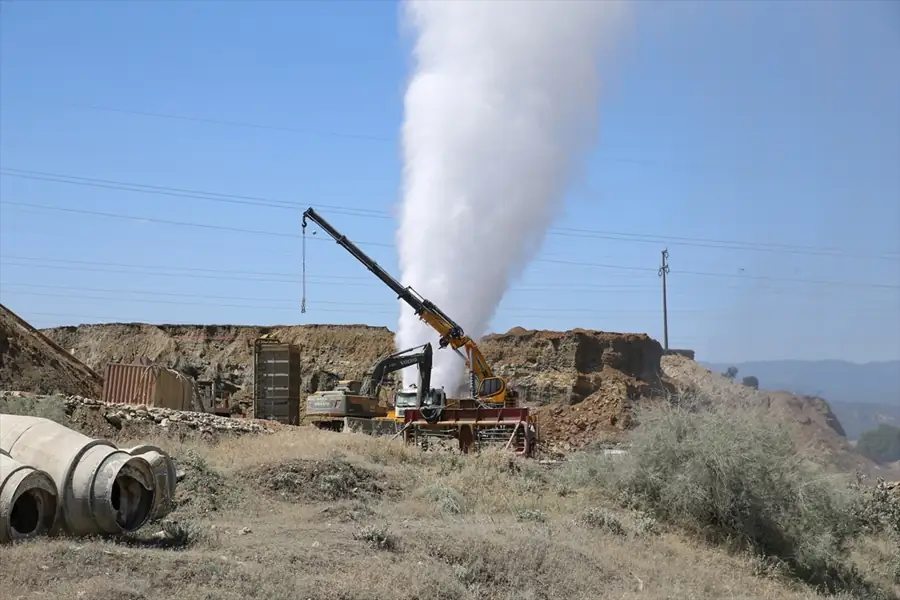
[125,445,177,521]
[0,415,156,537]
[0,449,59,543]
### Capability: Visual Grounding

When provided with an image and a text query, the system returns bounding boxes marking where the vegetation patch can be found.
[567,392,896,597]
[172,450,234,514]
[247,456,384,503]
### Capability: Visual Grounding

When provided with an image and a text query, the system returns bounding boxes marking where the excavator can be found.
[305,342,446,430]
[301,207,518,409]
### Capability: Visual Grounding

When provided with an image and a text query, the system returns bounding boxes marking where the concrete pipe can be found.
[0,450,59,543]
[0,415,155,537]
[125,445,177,521]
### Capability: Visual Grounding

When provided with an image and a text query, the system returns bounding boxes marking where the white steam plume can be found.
[396,0,629,392]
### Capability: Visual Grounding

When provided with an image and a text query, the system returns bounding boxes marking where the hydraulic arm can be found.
[359,343,433,401]
[301,207,515,407]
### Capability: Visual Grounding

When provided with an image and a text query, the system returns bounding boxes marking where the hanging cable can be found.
[301,219,307,313]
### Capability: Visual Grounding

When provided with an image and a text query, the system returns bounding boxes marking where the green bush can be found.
[578,392,880,594]
[857,424,900,464]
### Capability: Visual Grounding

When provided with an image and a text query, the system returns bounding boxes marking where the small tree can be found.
[857,424,900,464]
[742,375,759,389]
[725,366,738,380]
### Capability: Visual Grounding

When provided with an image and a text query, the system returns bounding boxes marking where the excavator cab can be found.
[477,376,518,408]
[394,386,419,419]
[394,385,446,419]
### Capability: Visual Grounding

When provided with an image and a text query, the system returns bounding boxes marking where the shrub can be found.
[352,523,398,551]
[857,425,900,464]
[576,507,626,536]
[592,392,872,592]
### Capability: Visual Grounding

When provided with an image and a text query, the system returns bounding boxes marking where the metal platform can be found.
[402,407,538,458]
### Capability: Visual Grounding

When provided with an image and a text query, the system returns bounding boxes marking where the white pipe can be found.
[125,445,177,521]
[0,415,155,537]
[0,449,58,543]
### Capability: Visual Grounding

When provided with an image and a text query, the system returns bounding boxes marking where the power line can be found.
[2,201,897,289]
[7,258,891,299]
[0,168,388,218]
[0,256,664,292]
[0,199,392,246]
[0,285,716,314]
[3,167,897,260]
[57,102,395,142]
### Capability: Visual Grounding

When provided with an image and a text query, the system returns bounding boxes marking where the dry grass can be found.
[2,418,898,600]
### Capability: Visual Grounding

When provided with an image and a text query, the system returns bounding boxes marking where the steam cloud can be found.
[396,0,628,392]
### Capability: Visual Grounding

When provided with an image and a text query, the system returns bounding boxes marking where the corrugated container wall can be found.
[253,341,302,425]
[102,363,196,411]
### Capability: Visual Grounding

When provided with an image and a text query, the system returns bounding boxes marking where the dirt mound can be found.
[661,354,900,479]
[0,303,102,398]
[172,449,232,515]
[247,457,384,503]
[479,328,669,450]
[44,322,395,405]
[44,322,671,451]
[41,323,666,418]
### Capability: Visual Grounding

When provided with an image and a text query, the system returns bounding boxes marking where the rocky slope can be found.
[661,354,899,479]
[14,319,892,476]
[0,303,103,398]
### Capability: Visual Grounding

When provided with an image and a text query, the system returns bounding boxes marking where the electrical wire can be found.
[3,203,897,289]
[0,283,720,314]
[3,167,897,260]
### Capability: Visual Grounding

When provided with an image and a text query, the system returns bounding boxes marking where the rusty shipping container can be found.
[253,339,302,425]
[102,363,196,411]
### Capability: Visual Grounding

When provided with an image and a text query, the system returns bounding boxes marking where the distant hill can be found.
[702,359,900,440]
[826,400,900,441]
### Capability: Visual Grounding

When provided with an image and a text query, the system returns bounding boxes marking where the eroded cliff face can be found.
[0,304,102,398]
[41,323,666,410]
[480,327,665,406]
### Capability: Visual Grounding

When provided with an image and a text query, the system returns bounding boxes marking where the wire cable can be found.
[3,167,897,260]
[3,203,897,289]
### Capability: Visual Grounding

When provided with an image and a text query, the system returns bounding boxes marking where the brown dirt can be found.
[6,315,888,477]
[478,328,672,451]
[40,323,670,449]
[0,303,103,398]
[1,427,896,600]
[660,354,900,480]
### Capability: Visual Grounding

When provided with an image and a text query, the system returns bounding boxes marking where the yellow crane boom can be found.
[301,207,517,408]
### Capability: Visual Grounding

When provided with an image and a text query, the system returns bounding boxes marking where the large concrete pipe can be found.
[0,416,155,537]
[125,445,177,521]
[0,449,58,543]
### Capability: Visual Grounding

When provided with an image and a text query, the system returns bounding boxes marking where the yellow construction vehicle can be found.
[301,207,518,409]
[305,342,446,431]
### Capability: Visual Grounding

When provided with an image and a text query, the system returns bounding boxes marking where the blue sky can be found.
[1,0,898,364]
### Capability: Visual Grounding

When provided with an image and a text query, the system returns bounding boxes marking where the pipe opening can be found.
[10,491,40,535]
[113,474,154,531]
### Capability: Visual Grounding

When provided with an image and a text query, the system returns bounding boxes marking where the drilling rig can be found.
[300,207,537,457]
[305,343,446,432]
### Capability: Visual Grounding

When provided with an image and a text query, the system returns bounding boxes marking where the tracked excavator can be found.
[301,207,518,409]
[305,342,446,431]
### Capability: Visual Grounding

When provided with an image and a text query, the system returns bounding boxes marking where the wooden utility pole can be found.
[658,248,670,350]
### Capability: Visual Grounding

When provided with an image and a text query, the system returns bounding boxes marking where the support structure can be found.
[658,248,670,350]
[401,407,538,458]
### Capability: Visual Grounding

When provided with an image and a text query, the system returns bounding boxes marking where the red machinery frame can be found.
[402,407,538,458]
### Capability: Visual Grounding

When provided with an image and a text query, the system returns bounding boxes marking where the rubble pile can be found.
[61,395,276,435]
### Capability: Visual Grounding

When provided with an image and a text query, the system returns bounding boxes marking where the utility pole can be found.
[658,248,670,350]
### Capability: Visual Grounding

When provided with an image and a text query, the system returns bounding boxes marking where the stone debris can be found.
[0,391,275,436]
[66,396,275,435]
